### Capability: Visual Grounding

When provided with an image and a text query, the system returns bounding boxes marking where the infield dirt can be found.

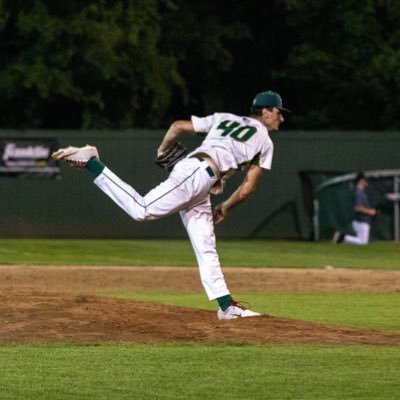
[1,266,399,346]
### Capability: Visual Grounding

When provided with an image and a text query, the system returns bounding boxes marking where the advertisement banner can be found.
[0,138,60,178]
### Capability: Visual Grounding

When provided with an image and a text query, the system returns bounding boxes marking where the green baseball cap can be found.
[251,90,291,112]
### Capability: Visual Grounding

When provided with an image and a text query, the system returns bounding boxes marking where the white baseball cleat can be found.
[52,145,99,168]
[217,301,261,320]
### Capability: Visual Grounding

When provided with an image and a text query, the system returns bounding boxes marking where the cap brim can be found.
[278,106,291,113]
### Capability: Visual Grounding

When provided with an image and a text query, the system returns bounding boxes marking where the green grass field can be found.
[2,344,400,400]
[1,239,399,399]
[0,239,399,269]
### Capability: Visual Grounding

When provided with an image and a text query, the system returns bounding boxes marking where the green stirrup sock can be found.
[217,294,233,311]
[87,157,105,177]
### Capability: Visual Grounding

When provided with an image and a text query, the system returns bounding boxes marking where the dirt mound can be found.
[1,290,399,346]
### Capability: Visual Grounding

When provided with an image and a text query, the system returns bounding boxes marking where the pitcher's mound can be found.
[1,291,399,346]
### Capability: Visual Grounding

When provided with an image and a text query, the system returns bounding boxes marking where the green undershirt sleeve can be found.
[87,157,105,177]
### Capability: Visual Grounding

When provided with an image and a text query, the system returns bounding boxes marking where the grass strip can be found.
[104,291,400,333]
[0,239,399,269]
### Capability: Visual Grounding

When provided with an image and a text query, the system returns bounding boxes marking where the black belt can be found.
[196,157,215,177]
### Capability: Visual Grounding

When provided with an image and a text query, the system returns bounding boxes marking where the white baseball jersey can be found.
[190,112,274,174]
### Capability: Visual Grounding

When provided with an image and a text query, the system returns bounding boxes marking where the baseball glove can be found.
[155,142,187,172]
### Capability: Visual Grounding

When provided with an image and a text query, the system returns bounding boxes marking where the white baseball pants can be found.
[344,221,370,245]
[94,157,230,300]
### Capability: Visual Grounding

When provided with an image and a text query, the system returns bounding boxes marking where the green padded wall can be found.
[1,129,399,239]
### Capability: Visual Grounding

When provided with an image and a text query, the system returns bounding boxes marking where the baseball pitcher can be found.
[52,90,289,319]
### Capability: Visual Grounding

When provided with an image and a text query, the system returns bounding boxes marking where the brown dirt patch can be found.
[1,266,399,346]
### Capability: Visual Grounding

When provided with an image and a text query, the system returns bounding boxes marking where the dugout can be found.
[313,170,400,241]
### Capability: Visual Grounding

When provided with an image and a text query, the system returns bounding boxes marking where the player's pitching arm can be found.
[214,165,264,224]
